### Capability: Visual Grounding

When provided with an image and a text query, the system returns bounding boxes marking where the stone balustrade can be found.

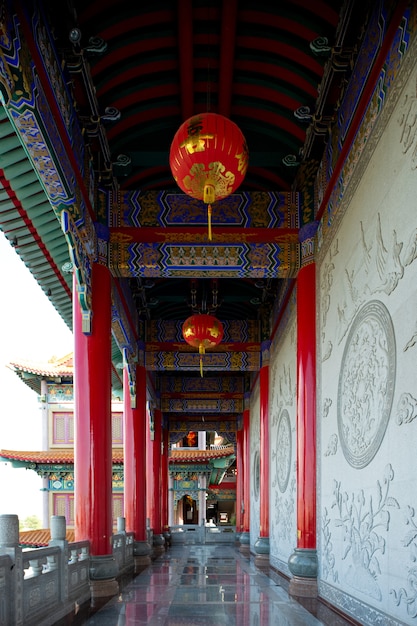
[170,523,236,544]
[0,514,135,626]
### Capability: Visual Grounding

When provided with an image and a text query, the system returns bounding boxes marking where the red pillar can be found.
[296,261,317,549]
[73,263,113,556]
[254,343,270,562]
[236,426,244,533]
[125,360,151,569]
[161,425,169,533]
[153,408,163,538]
[243,399,250,533]
[239,395,250,552]
[123,362,147,541]
[289,221,318,595]
[146,403,153,530]
[259,357,270,538]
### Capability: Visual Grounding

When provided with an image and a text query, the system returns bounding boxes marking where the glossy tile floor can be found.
[83,544,332,625]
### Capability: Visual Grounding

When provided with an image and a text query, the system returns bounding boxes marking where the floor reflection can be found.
[84,544,328,625]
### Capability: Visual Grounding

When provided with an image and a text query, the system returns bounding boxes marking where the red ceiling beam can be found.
[218,0,238,118]
[109,226,299,244]
[178,0,195,120]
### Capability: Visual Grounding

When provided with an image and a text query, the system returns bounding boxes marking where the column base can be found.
[153,533,166,557]
[134,554,152,573]
[89,554,118,580]
[288,547,318,598]
[288,575,318,598]
[254,553,269,569]
[133,540,152,572]
[90,577,119,599]
[254,536,269,569]
[239,531,250,555]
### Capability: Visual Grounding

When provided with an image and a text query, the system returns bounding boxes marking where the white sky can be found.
[0,231,73,521]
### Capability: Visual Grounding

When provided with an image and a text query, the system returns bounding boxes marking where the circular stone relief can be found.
[276,409,292,492]
[337,300,395,468]
[253,450,260,500]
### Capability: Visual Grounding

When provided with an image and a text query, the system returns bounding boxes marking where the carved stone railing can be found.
[205,525,236,543]
[111,518,134,575]
[0,514,135,626]
[170,523,204,544]
[169,524,236,545]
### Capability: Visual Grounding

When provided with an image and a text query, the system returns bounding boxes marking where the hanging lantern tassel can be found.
[207,205,212,241]
[199,343,205,377]
[204,183,215,241]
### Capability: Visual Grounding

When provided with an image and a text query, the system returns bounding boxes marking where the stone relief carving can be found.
[391,505,417,618]
[253,450,260,502]
[274,476,296,545]
[333,213,414,348]
[321,239,338,361]
[331,464,400,601]
[272,409,292,493]
[324,433,338,457]
[362,213,404,296]
[322,507,339,584]
[337,300,396,468]
[324,462,417,622]
[322,339,333,361]
[278,364,294,408]
[398,88,417,167]
[323,397,332,418]
[396,392,417,425]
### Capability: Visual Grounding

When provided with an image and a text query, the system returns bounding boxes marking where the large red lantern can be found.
[182,313,224,377]
[169,112,249,240]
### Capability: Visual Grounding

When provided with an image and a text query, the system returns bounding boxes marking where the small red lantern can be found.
[169,112,249,240]
[182,313,224,377]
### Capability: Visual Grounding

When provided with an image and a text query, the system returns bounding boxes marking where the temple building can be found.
[1,354,237,541]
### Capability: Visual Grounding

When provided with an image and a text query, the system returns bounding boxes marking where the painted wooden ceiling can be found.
[0,0,371,404]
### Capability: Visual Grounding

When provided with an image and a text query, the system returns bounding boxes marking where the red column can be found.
[146,404,153,529]
[254,343,270,562]
[161,425,169,533]
[239,396,250,552]
[289,221,318,595]
[296,260,317,549]
[243,398,250,533]
[73,264,113,555]
[259,356,270,539]
[235,426,244,533]
[153,408,163,537]
[123,362,147,541]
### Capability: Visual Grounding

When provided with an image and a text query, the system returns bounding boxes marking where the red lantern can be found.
[169,112,249,240]
[182,313,224,377]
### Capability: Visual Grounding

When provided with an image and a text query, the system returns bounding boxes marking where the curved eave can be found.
[0,107,124,394]
[0,107,73,331]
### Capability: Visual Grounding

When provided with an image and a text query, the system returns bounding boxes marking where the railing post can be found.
[49,515,68,602]
[0,514,23,625]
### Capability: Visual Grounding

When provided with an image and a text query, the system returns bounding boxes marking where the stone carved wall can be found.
[269,314,297,577]
[318,38,417,626]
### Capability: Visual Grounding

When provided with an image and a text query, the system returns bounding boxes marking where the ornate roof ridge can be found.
[169,446,235,463]
[8,355,74,376]
[0,448,123,463]
[19,528,75,546]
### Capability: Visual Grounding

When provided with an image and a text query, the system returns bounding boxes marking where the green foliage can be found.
[19,515,42,530]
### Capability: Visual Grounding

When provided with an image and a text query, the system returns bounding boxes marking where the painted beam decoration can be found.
[108,191,300,279]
